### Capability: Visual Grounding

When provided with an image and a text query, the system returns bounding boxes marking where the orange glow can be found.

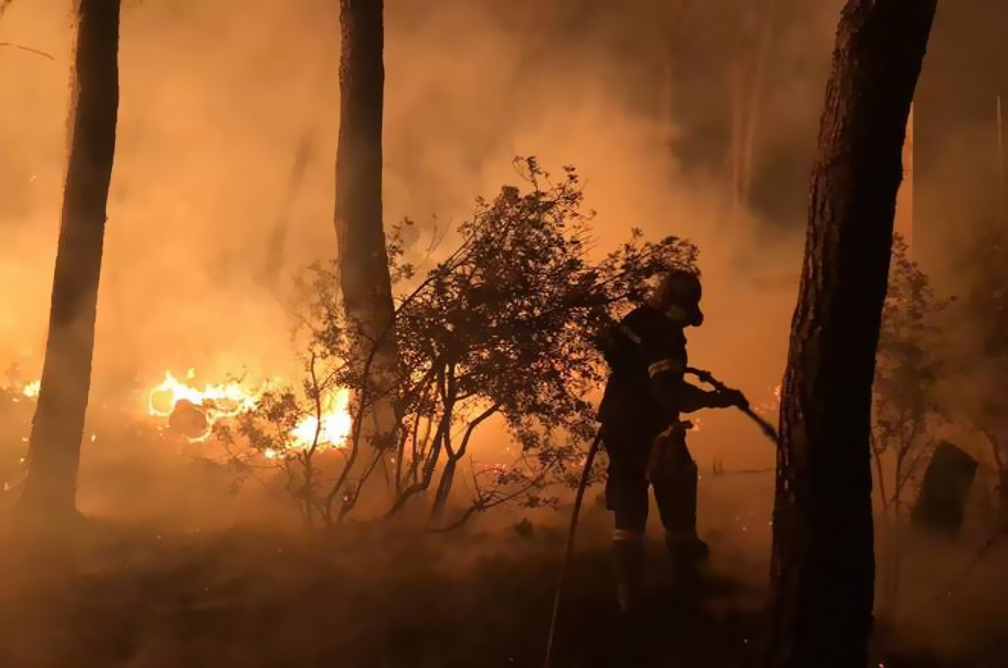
[146,370,352,452]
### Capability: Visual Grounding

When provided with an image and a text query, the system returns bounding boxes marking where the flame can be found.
[289,388,353,450]
[1,378,40,402]
[21,380,39,399]
[147,371,260,441]
[146,370,352,452]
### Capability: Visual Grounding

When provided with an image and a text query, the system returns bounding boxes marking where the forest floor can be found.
[0,516,1005,668]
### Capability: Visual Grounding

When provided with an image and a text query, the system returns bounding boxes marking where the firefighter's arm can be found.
[648,361,744,413]
[646,360,717,413]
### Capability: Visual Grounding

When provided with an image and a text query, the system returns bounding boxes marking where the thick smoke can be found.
[0,0,843,462]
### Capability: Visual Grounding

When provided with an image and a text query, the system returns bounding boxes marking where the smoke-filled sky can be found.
[0,0,928,471]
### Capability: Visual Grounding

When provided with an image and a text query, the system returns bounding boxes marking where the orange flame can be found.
[147,370,352,452]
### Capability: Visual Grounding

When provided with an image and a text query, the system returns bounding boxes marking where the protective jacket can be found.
[597,304,710,439]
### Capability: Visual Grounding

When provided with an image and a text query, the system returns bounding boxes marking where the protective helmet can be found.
[651,269,704,327]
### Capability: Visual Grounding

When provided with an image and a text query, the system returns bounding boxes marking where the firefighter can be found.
[595,268,747,614]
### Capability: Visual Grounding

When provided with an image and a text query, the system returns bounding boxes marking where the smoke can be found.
[7,0,1008,662]
[0,1,845,554]
[0,0,844,458]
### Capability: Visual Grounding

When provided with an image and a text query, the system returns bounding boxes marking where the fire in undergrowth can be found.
[147,370,353,451]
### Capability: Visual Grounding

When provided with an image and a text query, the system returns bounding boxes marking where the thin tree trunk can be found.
[335,0,399,451]
[765,2,937,667]
[727,59,747,218]
[430,455,459,520]
[738,0,778,209]
[978,430,1008,532]
[869,434,892,612]
[17,0,121,525]
[656,1,690,150]
[998,467,1008,533]
[890,461,903,616]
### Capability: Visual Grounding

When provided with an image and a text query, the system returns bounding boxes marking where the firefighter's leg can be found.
[604,432,649,614]
[652,437,709,575]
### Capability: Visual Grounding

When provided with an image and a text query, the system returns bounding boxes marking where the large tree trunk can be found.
[335,0,399,449]
[17,0,121,524]
[766,2,936,667]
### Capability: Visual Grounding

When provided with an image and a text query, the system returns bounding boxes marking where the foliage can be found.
[871,233,949,613]
[957,219,1008,360]
[872,234,948,500]
[221,157,699,528]
[952,217,1008,528]
[953,219,1008,453]
[214,353,350,527]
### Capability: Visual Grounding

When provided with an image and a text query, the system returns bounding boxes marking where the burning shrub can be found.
[221,158,698,529]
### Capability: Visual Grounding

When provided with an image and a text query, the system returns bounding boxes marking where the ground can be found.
[0,414,1003,668]
[0,516,1004,668]
[0,521,756,668]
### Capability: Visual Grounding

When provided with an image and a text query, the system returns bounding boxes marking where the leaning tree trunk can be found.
[335,0,399,451]
[17,0,121,525]
[765,2,936,667]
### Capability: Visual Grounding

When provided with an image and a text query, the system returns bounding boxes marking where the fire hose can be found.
[542,367,778,668]
[685,366,779,443]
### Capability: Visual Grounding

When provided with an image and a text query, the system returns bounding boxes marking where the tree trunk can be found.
[726,59,747,217]
[997,467,1008,533]
[738,0,778,210]
[765,2,936,667]
[335,0,399,450]
[889,460,903,616]
[430,455,459,520]
[17,0,121,525]
[656,1,690,150]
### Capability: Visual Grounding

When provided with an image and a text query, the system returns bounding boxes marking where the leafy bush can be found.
[218,158,698,529]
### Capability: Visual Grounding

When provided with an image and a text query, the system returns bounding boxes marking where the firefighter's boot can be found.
[666,531,709,597]
[666,532,709,567]
[612,529,645,614]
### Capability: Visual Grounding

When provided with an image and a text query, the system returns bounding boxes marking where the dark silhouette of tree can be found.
[334,0,399,450]
[765,1,937,666]
[17,0,121,526]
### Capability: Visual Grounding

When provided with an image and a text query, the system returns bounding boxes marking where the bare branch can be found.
[0,42,55,60]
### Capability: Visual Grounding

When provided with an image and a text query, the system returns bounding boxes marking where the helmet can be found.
[651,269,704,327]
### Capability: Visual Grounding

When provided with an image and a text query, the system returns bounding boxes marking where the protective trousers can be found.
[603,424,701,612]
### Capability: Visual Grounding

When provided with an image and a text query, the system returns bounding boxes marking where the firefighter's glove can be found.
[710,388,748,410]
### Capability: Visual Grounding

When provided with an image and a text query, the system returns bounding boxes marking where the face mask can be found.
[665,304,704,327]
